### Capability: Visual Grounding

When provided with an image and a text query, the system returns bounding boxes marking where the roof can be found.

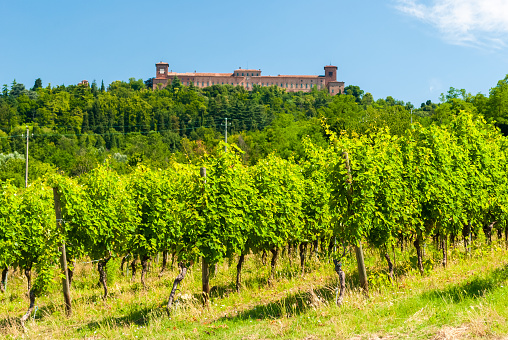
[165,73,324,79]
[276,75,321,78]
[167,72,233,77]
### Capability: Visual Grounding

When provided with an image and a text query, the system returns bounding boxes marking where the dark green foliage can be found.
[344,85,364,103]
[31,78,42,91]
[0,74,508,184]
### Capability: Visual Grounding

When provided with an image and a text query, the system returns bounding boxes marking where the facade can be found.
[153,62,345,95]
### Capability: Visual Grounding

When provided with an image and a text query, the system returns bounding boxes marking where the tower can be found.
[156,62,169,79]
[324,65,337,86]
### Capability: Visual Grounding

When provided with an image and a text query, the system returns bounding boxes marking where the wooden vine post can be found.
[200,167,211,307]
[342,151,369,297]
[0,266,8,293]
[53,188,72,316]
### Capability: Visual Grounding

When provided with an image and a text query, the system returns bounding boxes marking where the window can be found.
[285,83,287,87]
[301,84,303,88]
[202,82,204,86]
[328,72,333,77]
[262,83,264,86]
[306,84,308,88]
[237,73,239,76]
[242,73,244,76]
[222,82,224,85]
[257,73,259,76]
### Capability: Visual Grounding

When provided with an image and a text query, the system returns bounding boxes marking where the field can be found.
[1,240,508,339]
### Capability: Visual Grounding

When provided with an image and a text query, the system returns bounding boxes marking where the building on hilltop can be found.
[153,62,345,95]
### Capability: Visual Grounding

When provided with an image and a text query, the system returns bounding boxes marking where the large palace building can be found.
[153,62,345,96]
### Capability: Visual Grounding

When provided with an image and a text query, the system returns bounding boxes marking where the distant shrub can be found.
[0,151,24,167]
[112,152,128,163]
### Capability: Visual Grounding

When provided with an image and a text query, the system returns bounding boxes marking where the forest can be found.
[1,74,508,186]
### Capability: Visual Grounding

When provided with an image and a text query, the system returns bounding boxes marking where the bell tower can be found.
[324,65,337,86]
[156,62,169,79]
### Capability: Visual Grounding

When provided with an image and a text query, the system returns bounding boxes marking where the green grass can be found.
[1,241,508,339]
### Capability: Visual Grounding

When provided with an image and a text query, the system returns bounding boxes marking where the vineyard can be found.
[1,111,508,338]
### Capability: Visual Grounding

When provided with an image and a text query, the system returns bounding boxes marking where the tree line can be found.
[1,75,508,186]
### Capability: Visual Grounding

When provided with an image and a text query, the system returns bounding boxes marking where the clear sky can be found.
[1,0,508,107]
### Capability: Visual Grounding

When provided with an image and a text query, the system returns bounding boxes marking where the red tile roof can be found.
[277,75,321,78]
[168,72,233,77]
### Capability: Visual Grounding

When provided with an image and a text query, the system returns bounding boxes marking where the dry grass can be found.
[1,242,508,339]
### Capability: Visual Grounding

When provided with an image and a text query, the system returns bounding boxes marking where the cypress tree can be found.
[82,112,90,133]
[32,78,42,91]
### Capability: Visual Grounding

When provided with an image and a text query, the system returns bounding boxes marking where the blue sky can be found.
[1,0,508,106]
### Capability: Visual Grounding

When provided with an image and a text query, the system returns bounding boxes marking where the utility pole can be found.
[222,118,231,152]
[25,126,29,188]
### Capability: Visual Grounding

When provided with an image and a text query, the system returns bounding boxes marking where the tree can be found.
[91,80,98,95]
[170,76,182,92]
[321,94,364,134]
[9,80,27,98]
[32,78,42,91]
[0,100,18,132]
[440,87,469,103]
[144,78,153,90]
[485,75,508,132]
[344,85,364,103]
[129,78,145,91]
[361,92,374,107]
